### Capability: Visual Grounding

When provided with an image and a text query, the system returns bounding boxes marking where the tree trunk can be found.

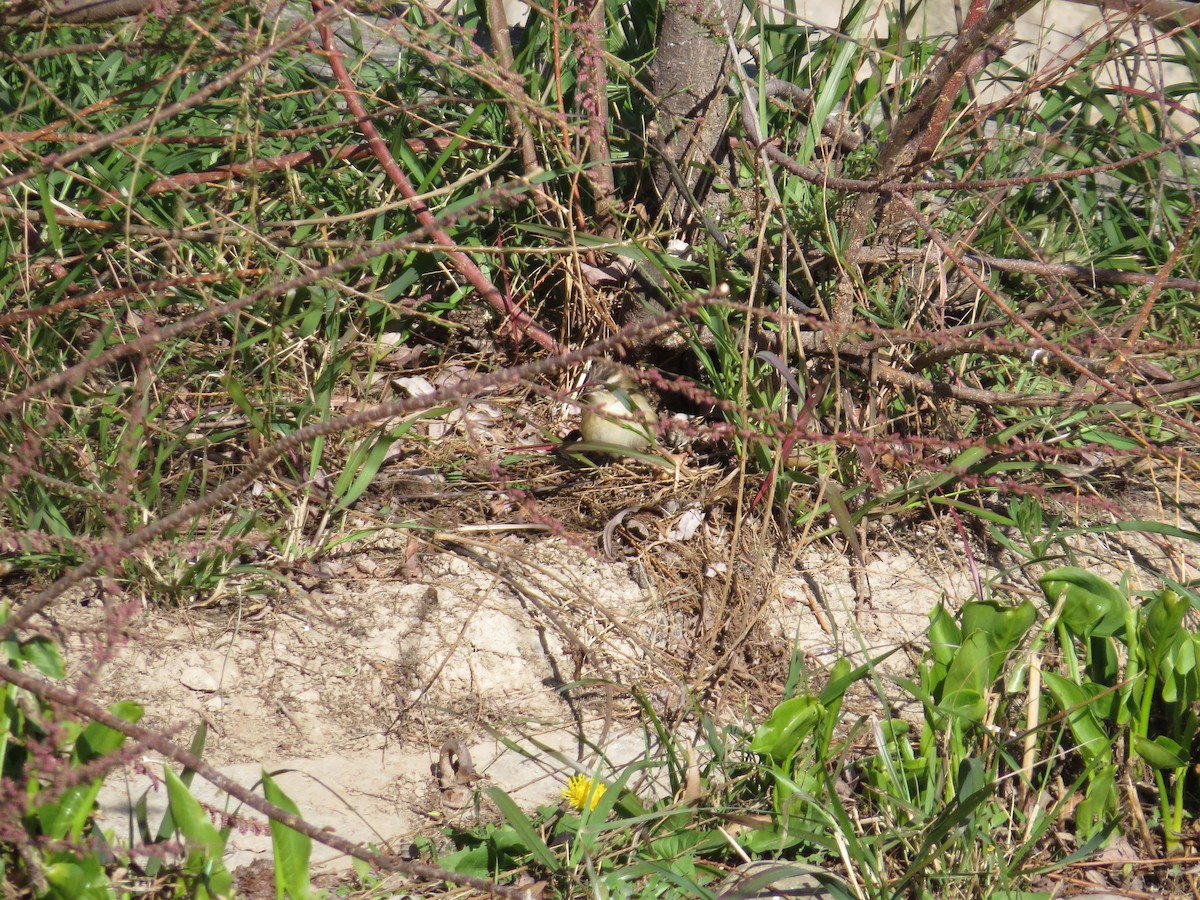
[649,0,740,228]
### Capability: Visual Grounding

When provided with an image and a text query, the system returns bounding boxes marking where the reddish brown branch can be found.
[0,270,270,329]
[916,5,1012,162]
[845,246,1200,293]
[133,138,460,197]
[876,361,1096,407]
[877,0,1041,177]
[314,1,561,354]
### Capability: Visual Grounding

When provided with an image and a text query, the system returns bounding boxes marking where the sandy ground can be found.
[92,538,964,873]
[90,507,1191,878]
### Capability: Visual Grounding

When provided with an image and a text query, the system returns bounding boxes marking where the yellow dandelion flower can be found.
[562,774,607,811]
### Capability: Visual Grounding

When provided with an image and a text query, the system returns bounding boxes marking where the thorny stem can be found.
[315,0,562,354]
[838,0,1040,325]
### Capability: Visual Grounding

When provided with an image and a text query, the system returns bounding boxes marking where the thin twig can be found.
[315,0,562,353]
[845,246,1200,293]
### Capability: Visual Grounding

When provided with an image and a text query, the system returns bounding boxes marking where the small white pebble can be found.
[180,667,220,692]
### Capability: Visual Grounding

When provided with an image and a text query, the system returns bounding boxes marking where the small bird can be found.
[579,369,658,452]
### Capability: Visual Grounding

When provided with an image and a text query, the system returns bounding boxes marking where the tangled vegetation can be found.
[2,0,1200,895]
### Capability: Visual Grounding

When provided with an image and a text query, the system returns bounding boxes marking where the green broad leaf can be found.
[956,757,987,799]
[604,858,716,896]
[144,722,209,877]
[1132,734,1188,770]
[484,787,558,871]
[815,658,856,752]
[1042,567,1128,639]
[939,630,991,721]
[749,696,822,762]
[38,780,106,842]
[39,703,143,841]
[819,659,855,707]
[1041,672,1113,763]
[263,771,311,900]
[166,766,224,856]
[927,603,962,670]
[876,718,911,745]
[18,636,66,679]
[820,653,889,706]
[434,841,492,878]
[1142,590,1188,667]
[165,767,232,898]
[512,811,565,866]
[76,702,143,762]
[1161,636,1200,704]
[1073,764,1118,842]
[1174,635,1199,678]
[43,852,111,900]
[960,600,1038,679]
[646,816,714,860]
